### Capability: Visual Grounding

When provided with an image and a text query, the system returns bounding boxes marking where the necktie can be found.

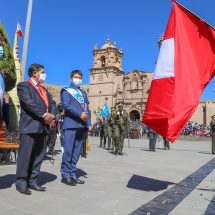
[37,84,49,109]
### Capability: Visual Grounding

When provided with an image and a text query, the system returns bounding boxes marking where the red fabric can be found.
[28,79,49,109]
[142,2,215,142]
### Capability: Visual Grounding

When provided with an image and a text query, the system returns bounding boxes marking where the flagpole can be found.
[175,1,215,30]
[21,0,33,81]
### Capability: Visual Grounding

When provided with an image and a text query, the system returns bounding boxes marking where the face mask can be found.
[38,73,46,83]
[0,46,3,58]
[72,78,82,87]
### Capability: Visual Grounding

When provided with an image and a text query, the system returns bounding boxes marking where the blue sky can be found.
[0,0,215,100]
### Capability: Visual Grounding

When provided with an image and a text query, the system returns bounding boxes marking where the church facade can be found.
[44,39,215,126]
[88,39,153,123]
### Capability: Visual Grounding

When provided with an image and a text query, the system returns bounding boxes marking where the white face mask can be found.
[39,73,46,83]
[72,78,82,87]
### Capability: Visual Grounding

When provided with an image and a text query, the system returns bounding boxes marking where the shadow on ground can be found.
[198,152,212,155]
[0,171,57,189]
[77,168,88,178]
[127,175,175,192]
[38,171,57,186]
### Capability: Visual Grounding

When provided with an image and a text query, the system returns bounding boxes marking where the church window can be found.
[101,56,106,67]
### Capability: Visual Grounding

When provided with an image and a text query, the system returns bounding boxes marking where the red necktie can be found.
[37,84,49,109]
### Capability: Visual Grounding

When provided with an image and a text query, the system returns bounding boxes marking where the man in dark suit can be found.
[61,70,91,186]
[15,64,56,195]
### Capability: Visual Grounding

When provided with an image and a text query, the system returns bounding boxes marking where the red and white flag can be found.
[142,1,215,142]
[16,22,23,37]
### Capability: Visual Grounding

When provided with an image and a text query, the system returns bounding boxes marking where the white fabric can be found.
[153,38,175,80]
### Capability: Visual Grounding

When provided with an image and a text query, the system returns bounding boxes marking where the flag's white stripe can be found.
[153,38,174,80]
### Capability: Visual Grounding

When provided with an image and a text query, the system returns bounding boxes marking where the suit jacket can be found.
[17,81,56,134]
[61,84,91,130]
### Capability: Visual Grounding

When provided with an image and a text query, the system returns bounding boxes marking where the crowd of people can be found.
[181,121,211,137]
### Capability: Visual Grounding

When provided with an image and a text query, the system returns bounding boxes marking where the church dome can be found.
[101,39,116,49]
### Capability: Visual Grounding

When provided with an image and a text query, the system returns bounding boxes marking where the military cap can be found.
[118,102,124,107]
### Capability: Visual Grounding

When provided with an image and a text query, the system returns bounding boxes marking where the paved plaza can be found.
[0,136,215,215]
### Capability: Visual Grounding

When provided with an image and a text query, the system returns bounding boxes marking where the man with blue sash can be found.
[60,70,91,186]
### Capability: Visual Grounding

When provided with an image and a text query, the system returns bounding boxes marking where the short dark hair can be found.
[28,64,44,77]
[70,70,83,78]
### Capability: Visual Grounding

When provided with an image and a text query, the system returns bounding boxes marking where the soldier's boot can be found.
[149,140,153,151]
[152,139,156,152]
[100,138,102,148]
[110,138,114,150]
[167,142,170,150]
[103,137,107,149]
[107,141,110,150]
[118,138,124,155]
[115,138,119,155]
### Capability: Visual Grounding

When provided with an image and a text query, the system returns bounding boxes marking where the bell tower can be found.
[88,39,124,122]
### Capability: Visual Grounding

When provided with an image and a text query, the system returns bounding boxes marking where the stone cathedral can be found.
[44,39,215,126]
[88,39,153,123]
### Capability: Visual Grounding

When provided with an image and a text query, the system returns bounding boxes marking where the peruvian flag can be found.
[142,1,215,142]
[16,22,23,37]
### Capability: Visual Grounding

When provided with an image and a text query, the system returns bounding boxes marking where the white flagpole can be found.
[21,0,33,81]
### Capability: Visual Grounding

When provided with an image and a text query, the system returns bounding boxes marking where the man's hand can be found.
[88,126,92,131]
[44,113,55,124]
[80,112,88,121]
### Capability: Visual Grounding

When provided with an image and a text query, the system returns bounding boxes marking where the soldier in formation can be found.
[163,138,170,150]
[147,127,158,152]
[99,117,107,148]
[106,107,117,150]
[114,102,129,155]
[210,114,215,154]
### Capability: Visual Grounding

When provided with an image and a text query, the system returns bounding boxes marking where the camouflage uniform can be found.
[115,103,129,155]
[107,107,116,150]
[99,118,106,148]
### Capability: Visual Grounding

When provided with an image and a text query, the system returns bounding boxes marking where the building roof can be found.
[101,38,116,49]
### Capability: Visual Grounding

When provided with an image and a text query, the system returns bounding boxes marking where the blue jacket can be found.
[61,83,91,130]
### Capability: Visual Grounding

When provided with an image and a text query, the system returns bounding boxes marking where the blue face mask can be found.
[72,78,82,87]
[0,46,3,58]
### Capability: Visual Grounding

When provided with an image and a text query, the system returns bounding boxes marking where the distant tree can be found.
[0,21,16,91]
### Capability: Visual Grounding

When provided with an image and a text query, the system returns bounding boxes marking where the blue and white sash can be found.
[64,86,87,111]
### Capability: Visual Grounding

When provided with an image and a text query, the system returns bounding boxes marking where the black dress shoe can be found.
[61,178,76,186]
[118,152,123,156]
[16,187,31,195]
[29,184,46,192]
[71,176,85,184]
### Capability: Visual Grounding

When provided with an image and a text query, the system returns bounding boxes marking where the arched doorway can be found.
[130,110,140,121]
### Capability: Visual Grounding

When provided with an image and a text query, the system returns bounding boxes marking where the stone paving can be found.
[0,136,214,215]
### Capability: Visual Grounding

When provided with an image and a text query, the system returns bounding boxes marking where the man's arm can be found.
[17,82,46,119]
